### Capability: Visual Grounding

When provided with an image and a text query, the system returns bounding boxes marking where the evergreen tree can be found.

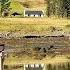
[0,0,1,16]
[46,0,70,18]
[63,0,70,17]
[46,0,61,17]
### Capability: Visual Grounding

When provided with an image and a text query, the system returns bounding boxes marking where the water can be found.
[2,37,70,70]
[4,62,70,70]
[45,62,70,70]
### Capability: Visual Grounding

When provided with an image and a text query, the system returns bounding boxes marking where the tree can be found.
[46,0,70,18]
[63,0,70,18]
[1,0,11,17]
[0,0,1,16]
[46,0,61,17]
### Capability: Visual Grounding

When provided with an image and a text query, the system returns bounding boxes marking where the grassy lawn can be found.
[0,18,70,36]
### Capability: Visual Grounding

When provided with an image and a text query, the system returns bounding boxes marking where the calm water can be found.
[3,37,70,70]
[4,62,70,70]
[45,63,70,70]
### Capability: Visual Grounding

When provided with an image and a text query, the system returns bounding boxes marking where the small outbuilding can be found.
[24,10,44,17]
[11,12,21,16]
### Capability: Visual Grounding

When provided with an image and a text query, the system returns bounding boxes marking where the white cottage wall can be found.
[35,15,39,17]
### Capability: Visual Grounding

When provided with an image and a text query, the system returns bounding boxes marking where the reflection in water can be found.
[45,62,70,70]
[4,62,70,70]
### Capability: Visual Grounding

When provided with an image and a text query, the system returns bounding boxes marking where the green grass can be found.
[0,18,70,35]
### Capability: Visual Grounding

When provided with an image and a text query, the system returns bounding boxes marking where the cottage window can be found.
[24,64,44,70]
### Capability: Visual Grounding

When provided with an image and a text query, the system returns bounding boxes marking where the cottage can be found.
[24,10,44,17]
[24,64,45,70]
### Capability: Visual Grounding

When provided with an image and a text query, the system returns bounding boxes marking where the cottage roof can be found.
[25,11,43,15]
